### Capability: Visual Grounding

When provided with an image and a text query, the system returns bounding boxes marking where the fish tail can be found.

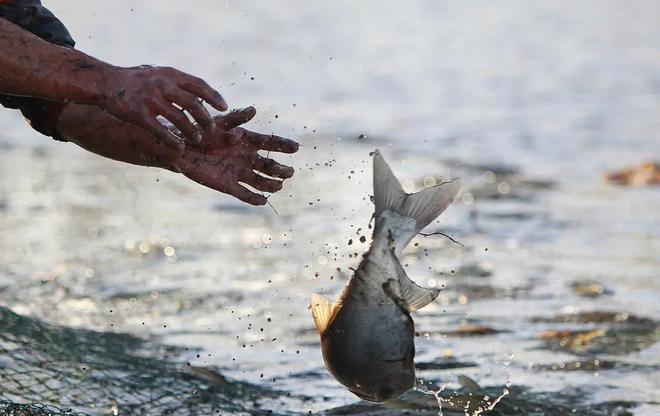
[373,150,460,255]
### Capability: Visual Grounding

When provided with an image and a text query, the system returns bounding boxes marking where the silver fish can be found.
[311,150,460,403]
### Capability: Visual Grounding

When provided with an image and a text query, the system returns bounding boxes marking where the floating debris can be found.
[539,329,607,354]
[446,283,505,302]
[438,324,505,337]
[533,311,653,325]
[532,359,633,372]
[605,161,660,186]
[534,312,660,355]
[571,280,611,298]
[456,263,493,278]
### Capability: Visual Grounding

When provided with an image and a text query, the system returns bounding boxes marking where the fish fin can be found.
[457,374,481,391]
[373,150,460,254]
[373,149,406,217]
[399,276,440,312]
[310,293,340,335]
[392,252,440,311]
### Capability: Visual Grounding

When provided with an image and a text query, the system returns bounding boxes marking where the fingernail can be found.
[218,95,228,110]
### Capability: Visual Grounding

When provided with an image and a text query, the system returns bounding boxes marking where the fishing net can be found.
[0,306,297,416]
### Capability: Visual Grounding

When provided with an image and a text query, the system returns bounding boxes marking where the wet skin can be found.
[176,107,299,205]
[0,17,298,203]
[0,17,227,149]
[57,104,298,205]
[321,257,416,402]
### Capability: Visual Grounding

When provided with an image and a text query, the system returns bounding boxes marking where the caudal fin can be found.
[373,150,460,253]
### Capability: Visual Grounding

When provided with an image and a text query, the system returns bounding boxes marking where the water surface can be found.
[1,1,659,414]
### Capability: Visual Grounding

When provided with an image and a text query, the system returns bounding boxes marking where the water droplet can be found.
[402,179,415,193]
[497,181,511,194]
[138,242,151,254]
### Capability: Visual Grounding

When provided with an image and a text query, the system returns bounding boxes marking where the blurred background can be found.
[0,1,659,415]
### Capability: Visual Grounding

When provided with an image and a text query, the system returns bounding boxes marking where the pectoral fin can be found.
[399,275,440,311]
[311,294,341,335]
[392,253,440,312]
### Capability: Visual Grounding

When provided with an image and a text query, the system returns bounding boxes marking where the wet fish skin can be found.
[322,256,416,402]
[311,150,460,403]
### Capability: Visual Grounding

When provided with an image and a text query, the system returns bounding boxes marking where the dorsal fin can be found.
[457,374,481,391]
[310,294,341,335]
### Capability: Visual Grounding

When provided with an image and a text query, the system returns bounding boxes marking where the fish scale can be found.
[311,150,460,402]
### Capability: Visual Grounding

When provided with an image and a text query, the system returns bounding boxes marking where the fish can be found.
[311,150,460,403]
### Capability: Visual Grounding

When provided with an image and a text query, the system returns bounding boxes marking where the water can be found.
[1,1,660,414]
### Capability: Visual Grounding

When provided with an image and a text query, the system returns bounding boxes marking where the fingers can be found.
[155,104,201,143]
[141,116,185,150]
[180,161,267,206]
[253,155,295,179]
[166,90,214,132]
[237,129,299,154]
[228,183,267,205]
[241,171,284,193]
[177,73,228,112]
[191,108,258,151]
[215,107,257,130]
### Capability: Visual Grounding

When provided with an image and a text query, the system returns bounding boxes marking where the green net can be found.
[0,307,299,415]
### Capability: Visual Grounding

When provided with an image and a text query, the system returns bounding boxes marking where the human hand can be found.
[100,65,228,150]
[173,106,299,205]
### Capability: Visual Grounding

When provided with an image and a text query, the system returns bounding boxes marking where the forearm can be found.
[0,18,113,104]
[56,103,180,171]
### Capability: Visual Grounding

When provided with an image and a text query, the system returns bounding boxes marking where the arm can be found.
[0,17,111,104]
[57,103,299,205]
[0,17,227,148]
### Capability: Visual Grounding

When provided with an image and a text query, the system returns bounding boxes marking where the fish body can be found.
[311,150,460,403]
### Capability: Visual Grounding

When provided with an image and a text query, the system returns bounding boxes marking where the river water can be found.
[1,1,659,415]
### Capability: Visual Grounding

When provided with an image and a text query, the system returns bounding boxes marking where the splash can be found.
[415,379,448,416]
[471,384,510,416]
[415,378,510,416]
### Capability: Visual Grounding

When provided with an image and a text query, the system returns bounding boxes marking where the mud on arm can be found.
[0,17,228,148]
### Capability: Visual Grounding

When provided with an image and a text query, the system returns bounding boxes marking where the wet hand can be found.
[100,65,228,150]
[174,106,299,205]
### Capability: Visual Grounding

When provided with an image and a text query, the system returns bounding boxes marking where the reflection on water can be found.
[1,0,660,414]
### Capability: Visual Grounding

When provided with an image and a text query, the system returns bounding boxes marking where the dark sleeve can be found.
[0,0,76,142]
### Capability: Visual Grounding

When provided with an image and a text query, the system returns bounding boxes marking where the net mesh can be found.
[0,306,294,415]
